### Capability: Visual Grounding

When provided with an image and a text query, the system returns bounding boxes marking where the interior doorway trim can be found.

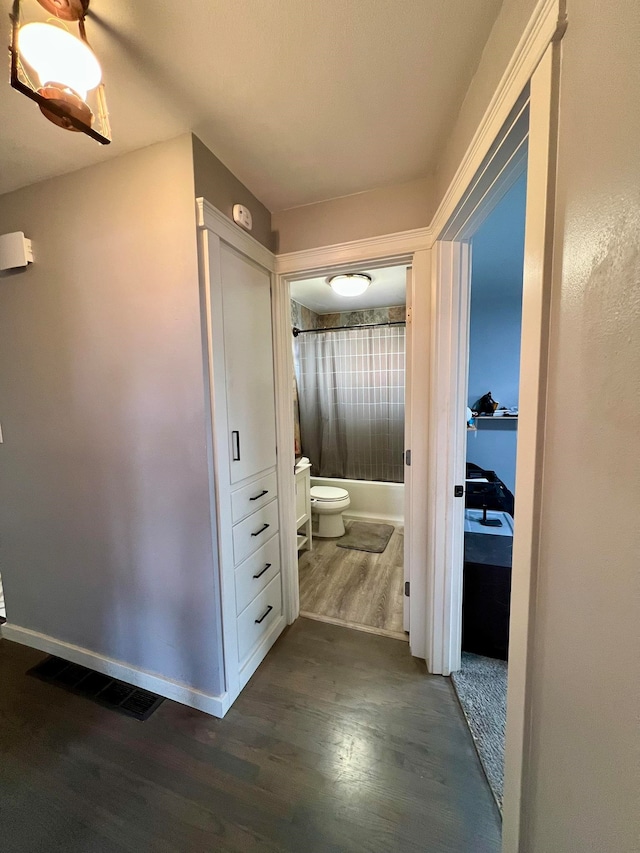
[273,248,431,661]
[429,43,561,853]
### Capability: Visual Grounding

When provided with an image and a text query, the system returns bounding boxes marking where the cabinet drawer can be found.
[231,471,278,525]
[237,573,282,664]
[235,534,281,615]
[232,499,279,566]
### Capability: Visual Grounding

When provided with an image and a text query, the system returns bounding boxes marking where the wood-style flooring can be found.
[299,522,405,638]
[0,619,501,852]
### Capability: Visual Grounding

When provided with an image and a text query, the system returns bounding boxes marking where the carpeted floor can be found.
[451,652,508,808]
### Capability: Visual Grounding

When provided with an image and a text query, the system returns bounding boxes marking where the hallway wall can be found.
[0,136,224,697]
[522,4,639,850]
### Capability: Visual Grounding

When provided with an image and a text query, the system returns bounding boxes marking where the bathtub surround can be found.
[291,299,320,332]
[317,305,405,329]
[311,477,404,525]
[291,300,405,332]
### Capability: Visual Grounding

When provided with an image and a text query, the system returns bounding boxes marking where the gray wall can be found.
[522,3,640,849]
[0,135,224,696]
[192,134,273,250]
[467,172,526,493]
[273,176,433,253]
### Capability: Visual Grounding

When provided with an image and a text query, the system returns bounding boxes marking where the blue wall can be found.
[467,171,527,494]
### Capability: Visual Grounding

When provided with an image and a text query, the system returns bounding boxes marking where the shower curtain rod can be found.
[292,320,406,337]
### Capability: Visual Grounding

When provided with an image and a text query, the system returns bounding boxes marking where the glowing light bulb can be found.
[329,274,371,297]
[18,22,101,100]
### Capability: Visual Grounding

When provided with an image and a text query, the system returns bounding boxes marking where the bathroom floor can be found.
[298,522,405,639]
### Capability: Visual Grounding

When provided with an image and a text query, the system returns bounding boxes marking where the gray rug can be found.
[336,522,394,553]
[451,652,508,808]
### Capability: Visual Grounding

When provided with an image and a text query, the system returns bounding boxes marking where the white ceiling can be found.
[0,0,503,210]
[290,265,407,313]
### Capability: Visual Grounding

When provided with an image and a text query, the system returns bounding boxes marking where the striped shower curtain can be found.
[294,325,405,483]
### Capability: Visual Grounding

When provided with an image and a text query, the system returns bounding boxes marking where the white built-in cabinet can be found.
[197,198,285,716]
[295,462,312,552]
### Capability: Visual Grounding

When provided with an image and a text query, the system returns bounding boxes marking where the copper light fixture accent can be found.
[9,0,111,144]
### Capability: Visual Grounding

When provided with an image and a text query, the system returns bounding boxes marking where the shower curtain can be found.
[294,325,405,482]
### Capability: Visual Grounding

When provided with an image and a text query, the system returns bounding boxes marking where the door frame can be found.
[425,17,564,853]
[273,238,432,659]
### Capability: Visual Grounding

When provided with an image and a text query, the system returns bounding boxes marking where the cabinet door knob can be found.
[255,605,273,624]
[251,523,270,537]
[253,563,271,579]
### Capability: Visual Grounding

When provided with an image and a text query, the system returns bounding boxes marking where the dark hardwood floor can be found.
[299,524,405,639]
[0,618,501,853]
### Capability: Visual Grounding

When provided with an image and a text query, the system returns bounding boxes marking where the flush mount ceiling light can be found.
[9,0,111,144]
[328,273,372,297]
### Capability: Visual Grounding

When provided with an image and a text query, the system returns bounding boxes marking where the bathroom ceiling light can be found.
[329,274,372,297]
[10,0,111,144]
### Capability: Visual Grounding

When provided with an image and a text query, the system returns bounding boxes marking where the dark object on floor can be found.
[452,652,508,808]
[336,521,394,553]
[463,531,512,660]
[466,461,515,517]
[27,655,164,721]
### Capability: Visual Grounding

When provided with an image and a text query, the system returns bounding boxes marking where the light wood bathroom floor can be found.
[298,522,406,640]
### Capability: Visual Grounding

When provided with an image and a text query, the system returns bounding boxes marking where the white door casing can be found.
[274,243,432,659]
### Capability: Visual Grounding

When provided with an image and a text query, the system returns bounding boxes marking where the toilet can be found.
[310,485,351,538]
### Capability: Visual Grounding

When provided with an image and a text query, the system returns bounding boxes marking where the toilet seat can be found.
[310,485,349,502]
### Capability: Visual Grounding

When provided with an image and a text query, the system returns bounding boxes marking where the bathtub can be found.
[310,476,404,526]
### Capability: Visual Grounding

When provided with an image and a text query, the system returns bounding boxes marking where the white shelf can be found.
[297,534,309,550]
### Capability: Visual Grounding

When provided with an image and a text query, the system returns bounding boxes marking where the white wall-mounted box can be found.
[0,232,33,271]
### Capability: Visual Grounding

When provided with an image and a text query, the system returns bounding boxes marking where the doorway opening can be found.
[451,169,528,808]
[288,264,409,640]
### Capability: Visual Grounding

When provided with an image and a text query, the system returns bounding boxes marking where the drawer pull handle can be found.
[249,490,269,501]
[251,523,270,537]
[255,605,273,624]
[253,563,271,579]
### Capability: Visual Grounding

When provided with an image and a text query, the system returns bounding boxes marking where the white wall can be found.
[522,3,640,849]
[0,136,224,697]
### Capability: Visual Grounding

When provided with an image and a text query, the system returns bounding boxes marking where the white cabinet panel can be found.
[237,574,282,665]
[232,499,280,566]
[234,534,281,615]
[220,244,277,485]
[231,471,278,525]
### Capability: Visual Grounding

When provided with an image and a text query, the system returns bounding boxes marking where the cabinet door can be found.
[220,243,277,484]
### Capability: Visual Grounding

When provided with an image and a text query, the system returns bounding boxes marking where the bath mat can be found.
[27,655,164,721]
[337,522,394,553]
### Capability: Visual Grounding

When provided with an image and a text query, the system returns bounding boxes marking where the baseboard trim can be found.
[1,623,230,718]
[238,613,287,691]
[343,512,404,528]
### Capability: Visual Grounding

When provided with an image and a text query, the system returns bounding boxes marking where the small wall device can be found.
[0,231,33,271]
[232,204,253,232]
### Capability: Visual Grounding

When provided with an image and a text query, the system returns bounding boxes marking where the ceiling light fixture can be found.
[328,273,372,297]
[9,0,111,144]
